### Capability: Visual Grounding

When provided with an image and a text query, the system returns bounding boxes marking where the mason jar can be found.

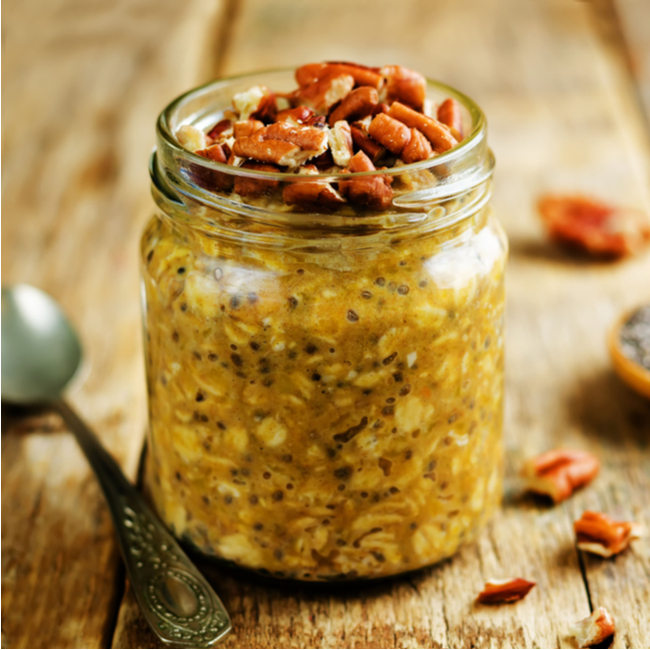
[141,70,506,581]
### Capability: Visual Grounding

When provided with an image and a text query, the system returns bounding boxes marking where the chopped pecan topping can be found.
[328,87,379,126]
[283,180,346,211]
[339,151,393,211]
[437,98,463,141]
[538,195,650,258]
[388,101,457,152]
[295,71,355,114]
[233,119,265,139]
[350,125,386,164]
[275,106,314,124]
[262,121,329,156]
[233,135,302,167]
[234,162,281,198]
[328,121,354,168]
[196,143,228,163]
[176,124,208,152]
[521,449,600,503]
[561,607,615,649]
[401,128,433,163]
[296,62,383,90]
[368,113,411,156]
[175,60,472,209]
[206,118,233,140]
[574,511,641,557]
[477,577,536,604]
[232,85,276,121]
[381,65,427,110]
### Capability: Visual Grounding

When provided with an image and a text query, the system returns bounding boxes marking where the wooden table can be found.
[3,1,650,647]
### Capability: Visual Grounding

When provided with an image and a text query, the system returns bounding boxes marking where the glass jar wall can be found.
[141,70,506,581]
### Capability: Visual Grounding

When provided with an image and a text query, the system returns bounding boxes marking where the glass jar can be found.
[141,70,506,581]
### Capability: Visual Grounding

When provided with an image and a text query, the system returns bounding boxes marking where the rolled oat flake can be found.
[619,305,650,371]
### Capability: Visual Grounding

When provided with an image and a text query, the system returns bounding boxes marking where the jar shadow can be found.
[507,236,624,268]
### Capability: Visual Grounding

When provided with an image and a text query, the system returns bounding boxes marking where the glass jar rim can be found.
[156,67,489,183]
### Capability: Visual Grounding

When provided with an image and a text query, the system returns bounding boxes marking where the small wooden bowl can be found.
[609,307,650,400]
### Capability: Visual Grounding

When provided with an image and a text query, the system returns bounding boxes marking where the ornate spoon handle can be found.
[54,399,231,647]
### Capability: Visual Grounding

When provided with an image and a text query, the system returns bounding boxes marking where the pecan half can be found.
[176,124,208,152]
[283,180,346,211]
[328,87,379,126]
[521,449,600,503]
[381,65,427,110]
[232,85,276,121]
[388,101,457,152]
[296,62,383,90]
[561,607,615,649]
[339,151,393,211]
[233,162,280,198]
[328,121,354,167]
[477,578,536,604]
[437,98,463,141]
[401,128,433,163]
[350,126,386,165]
[295,71,355,114]
[574,511,641,557]
[368,113,411,156]
[233,119,265,139]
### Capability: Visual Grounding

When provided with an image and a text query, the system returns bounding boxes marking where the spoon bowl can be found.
[1,284,82,403]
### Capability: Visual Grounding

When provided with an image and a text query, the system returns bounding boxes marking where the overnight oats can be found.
[142,63,506,580]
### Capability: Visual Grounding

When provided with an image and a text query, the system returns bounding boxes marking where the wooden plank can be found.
[613,0,650,126]
[111,0,650,647]
[0,1,225,648]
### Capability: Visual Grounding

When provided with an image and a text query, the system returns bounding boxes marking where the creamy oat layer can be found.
[143,62,505,580]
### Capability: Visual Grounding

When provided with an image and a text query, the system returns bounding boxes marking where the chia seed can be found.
[619,305,650,371]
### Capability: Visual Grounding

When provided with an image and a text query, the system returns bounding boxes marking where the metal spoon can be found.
[1,284,231,647]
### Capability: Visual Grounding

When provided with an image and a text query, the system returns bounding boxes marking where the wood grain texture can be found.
[613,0,650,126]
[1,1,225,648]
[111,0,650,646]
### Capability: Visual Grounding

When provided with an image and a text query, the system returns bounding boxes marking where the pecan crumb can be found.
[574,511,642,557]
[477,577,536,604]
[561,607,615,649]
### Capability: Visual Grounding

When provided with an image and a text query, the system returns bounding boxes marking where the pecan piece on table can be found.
[477,578,536,604]
[388,101,457,152]
[339,150,393,211]
[381,65,427,111]
[233,162,281,198]
[561,607,615,649]
[368,113,411,156]
[521,449,600,503]
[401,128,433,163]
[537,195,650,258]
[574,511,641,557]
[328,86,379,126]
[437,98,463,141]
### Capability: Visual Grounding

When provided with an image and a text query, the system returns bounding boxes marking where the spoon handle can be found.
[53,399,231,648]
